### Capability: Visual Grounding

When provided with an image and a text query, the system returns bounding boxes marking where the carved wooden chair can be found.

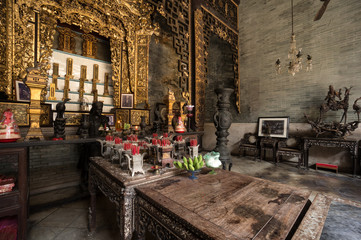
[276,136,304,168]
[239,133,260,160]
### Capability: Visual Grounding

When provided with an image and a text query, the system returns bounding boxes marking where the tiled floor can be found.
[27,155,361,240]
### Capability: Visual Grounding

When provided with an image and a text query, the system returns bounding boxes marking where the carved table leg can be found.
[119,188,136,240]
[88,174,97,233]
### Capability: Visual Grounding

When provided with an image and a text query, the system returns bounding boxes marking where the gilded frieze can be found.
[131,110,150,126]
[135,35,150,105]
[13,3,35,80]
[0,0,6,79]
[1,0,156,108]
[115,109,130,127]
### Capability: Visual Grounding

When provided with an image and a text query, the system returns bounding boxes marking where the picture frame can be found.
[103,113,115,126]
[63,112,87,126]
[15,80,30,102]
[121,94,133,109]
[257,117,289,138]
[0,102,29,126]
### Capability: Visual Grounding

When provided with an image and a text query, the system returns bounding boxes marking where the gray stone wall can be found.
[205,36,236,122]
[236,0,361,123]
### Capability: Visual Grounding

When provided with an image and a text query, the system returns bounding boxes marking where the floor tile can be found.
[37,208,87,228]
[28,226,64,240]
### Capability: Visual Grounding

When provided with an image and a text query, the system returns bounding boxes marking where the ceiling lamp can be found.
[275,0,312,76]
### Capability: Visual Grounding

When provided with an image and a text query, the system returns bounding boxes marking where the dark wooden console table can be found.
[303,137,358,177]
[88,156,180,240]
[135,169,311,239]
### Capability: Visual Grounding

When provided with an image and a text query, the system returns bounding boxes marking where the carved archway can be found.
[194,7,240,131]
[1,0,157,107]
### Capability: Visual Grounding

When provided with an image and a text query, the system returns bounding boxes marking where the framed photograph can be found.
[103,113,115,126]
[121,94,133,109]
[15,80,30,102]
[258,117,289,138]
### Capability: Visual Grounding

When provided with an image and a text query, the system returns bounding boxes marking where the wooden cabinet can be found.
[0,147,27,240]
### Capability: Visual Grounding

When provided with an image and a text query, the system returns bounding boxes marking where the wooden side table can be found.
[260,138,278,163]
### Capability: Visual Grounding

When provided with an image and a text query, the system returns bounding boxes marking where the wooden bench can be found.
[316,163,338,173]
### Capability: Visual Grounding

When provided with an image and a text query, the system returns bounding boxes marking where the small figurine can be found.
[53,98,70,140]
[0,109,21,142]
[175,116,186,133]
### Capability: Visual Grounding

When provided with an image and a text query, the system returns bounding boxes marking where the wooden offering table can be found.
[135,169,311,239]
[88,156,180,240]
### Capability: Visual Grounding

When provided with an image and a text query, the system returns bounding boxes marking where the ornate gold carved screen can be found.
[0,0,158,107]
[194,6,240,131]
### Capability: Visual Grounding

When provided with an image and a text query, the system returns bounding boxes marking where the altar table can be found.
[88,156,180,240]
[134,169,311,240]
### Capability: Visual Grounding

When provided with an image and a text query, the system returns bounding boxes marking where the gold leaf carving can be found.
[3,0,156,107]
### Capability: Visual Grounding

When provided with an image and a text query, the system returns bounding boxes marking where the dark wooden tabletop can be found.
[136,169,311,240]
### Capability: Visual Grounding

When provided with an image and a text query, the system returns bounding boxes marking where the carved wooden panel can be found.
[135,35,150,105]
[203,0,238,29]
[194,7,239,131]
[149,0,191,102]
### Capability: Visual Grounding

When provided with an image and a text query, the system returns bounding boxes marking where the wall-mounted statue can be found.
[305,85,361,138]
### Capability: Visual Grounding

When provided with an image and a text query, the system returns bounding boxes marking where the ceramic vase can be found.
[213,88,234,170]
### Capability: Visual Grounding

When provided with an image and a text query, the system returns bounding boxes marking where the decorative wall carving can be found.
[194,7,239,131]
[58,27,76,54]
[203,0,238,29]
[0,0,7,94]
[135,35,150,105]
[148,0,191,103]
[1,0,156,108]
[82,33,97,58]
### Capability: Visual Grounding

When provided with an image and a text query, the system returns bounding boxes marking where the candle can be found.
[114,137,121,144]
